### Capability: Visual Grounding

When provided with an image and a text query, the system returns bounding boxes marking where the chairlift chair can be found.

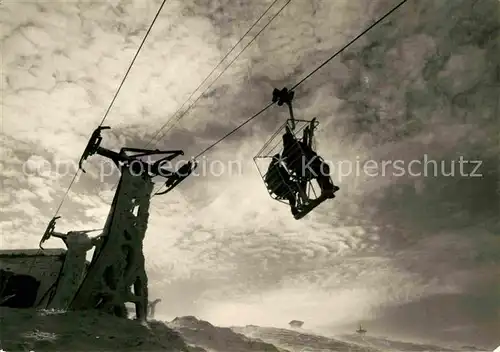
[253,88,337,220]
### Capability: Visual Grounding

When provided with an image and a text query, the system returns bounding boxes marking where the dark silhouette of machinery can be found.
[254,88,339,219]
[32,126,197,322]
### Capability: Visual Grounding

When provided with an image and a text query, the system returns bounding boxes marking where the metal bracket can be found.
[79,126,111,173]
[120,148,183,160]
[302,118,317,148]
[39,216,61,249]
[39,216,104,249]
[150,150,184,175]
[119,148,185,176]
[156,160,198,195]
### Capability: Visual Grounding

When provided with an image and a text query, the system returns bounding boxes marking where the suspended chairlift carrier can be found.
[39,126,197,321]
[254,88,337,220]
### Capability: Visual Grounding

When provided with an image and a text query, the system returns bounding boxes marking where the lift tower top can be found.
[52,126,196,321]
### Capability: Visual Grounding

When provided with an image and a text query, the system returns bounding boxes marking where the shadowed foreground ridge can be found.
[0,308,199,352]
[0,0,498,350]
[0,310,485,352]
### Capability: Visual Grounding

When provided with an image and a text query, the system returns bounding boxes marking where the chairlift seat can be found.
[254,119,331,219]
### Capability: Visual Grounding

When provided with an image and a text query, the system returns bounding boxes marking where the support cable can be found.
[154,0,292,142]
[144,0,283,148]
[152,0,410,195]
[110,0,288,195]
[31,0,169,277]
[48,0,169,220]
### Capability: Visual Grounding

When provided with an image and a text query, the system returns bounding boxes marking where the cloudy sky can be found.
[1,0,499,348]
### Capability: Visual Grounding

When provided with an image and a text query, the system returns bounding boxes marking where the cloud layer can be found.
[1,0,498,347]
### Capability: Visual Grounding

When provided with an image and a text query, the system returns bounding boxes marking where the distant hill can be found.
[167,315,286,352]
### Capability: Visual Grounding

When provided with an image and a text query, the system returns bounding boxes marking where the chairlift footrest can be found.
[293,195,329,220]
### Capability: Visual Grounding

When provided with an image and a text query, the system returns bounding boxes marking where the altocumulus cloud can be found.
[1,0,499,348]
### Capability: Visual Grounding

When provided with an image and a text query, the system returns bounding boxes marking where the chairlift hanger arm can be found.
[272,87,296,130]
[302,118,317,148]
[303,127,309,147]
